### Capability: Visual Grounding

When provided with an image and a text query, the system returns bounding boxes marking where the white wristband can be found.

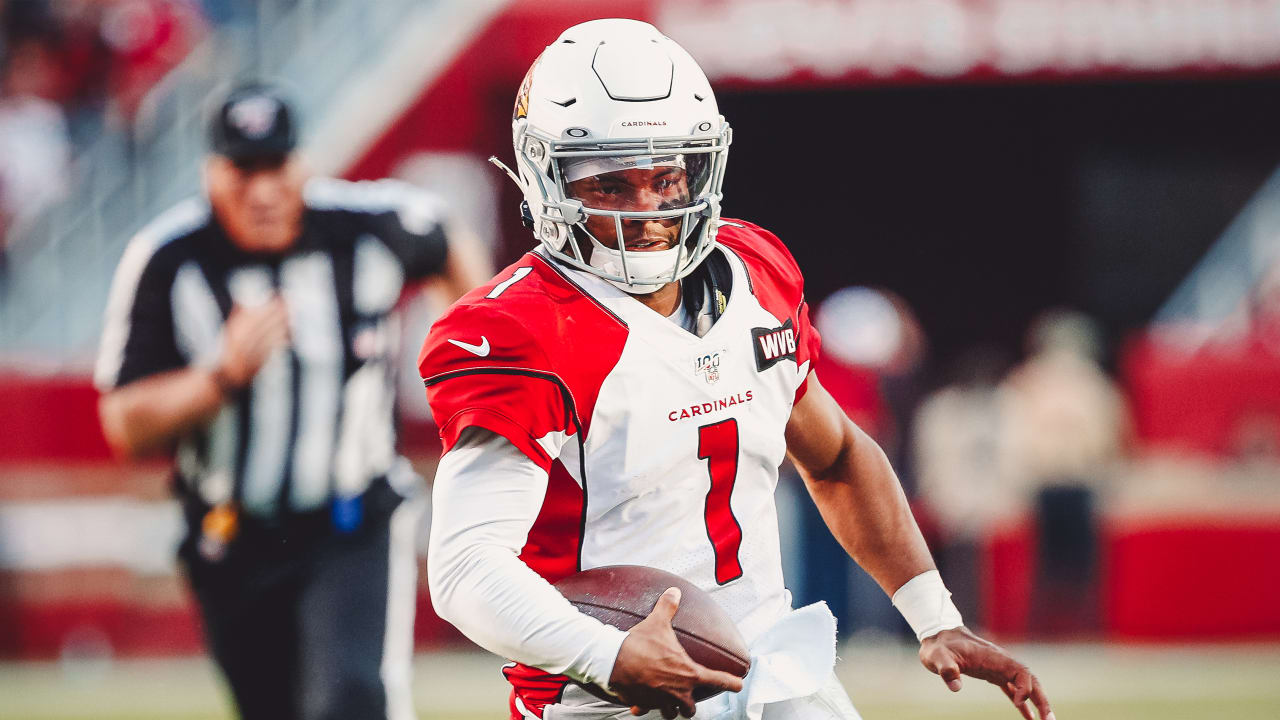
[891,570,964,642]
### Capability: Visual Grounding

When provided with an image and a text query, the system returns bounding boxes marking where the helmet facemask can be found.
[506,121,731,294]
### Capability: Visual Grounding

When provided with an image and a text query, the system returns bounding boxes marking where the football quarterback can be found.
[421,18,1054,720]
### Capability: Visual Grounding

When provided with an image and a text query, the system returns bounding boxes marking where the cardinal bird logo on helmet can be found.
[513,57,539,121]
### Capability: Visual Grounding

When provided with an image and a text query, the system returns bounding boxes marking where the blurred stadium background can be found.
[2,0,1280,718]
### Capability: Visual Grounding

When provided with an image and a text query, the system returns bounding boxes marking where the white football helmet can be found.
[493,19,732,294]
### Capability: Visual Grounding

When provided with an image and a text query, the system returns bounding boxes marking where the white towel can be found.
[699,601,839,720]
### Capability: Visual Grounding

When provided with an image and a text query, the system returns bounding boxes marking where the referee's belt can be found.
[182,475,402,546]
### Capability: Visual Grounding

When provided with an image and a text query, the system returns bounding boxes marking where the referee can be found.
[94,83,487,720]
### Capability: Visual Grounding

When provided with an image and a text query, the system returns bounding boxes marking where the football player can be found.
[420,19,1054,720]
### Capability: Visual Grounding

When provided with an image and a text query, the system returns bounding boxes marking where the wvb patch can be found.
[752,318,797,371]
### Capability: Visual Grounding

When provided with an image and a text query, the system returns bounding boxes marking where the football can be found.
[553,565,751,704]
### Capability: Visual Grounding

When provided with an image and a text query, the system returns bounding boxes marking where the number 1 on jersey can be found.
[486,266,532,299]
[698,418,743,584]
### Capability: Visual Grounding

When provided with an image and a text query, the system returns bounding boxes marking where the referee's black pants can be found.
[181,480,420,720]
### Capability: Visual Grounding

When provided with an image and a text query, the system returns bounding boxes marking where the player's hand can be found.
[215,297,290,391]
[919,627,1054,720]
[608,587,744,719]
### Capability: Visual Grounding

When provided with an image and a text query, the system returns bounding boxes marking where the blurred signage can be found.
[658,0,1280,83]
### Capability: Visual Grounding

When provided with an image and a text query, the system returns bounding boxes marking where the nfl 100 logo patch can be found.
[694,349,726,384]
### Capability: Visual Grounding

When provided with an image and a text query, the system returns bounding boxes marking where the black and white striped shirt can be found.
[94,178,450,518]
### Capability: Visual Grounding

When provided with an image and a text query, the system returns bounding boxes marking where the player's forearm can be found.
[801,419,935,596]
[428,540,626,683]
[427,429,627,687]
[98,367,225,458]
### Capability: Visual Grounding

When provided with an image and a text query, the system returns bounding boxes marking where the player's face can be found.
[566,167,690,251]
[205,153,307,253]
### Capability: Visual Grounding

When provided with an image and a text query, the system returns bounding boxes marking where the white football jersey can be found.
[419,219,821,716]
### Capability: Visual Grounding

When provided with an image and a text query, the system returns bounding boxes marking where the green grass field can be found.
[3,642,1278,720]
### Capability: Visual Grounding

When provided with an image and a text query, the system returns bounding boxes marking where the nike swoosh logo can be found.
[447,336,490,357]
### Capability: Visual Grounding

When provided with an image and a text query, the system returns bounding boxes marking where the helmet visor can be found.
[560,152,712,213]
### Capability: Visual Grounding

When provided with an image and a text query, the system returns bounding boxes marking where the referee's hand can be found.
[216,297,290,390]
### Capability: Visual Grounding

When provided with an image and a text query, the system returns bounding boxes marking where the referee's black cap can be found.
[208,82,298,161]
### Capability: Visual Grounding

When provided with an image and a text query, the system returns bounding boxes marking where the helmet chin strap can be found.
[587,241,682,294]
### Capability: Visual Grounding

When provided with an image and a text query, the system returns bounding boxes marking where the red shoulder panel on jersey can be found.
[716,219,822,401]
[418,252,628,470]
[419,303,567,471]
[501,457,587,719]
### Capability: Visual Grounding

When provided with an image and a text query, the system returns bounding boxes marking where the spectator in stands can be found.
[815,286,929,487]
[1002,310,1127,635]
[0,31,71,246]
[98,0,206,127]
[0,0,210,255]
[1,0,207,140]
[913,346,1018,626]
[1003,311,1126,496]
